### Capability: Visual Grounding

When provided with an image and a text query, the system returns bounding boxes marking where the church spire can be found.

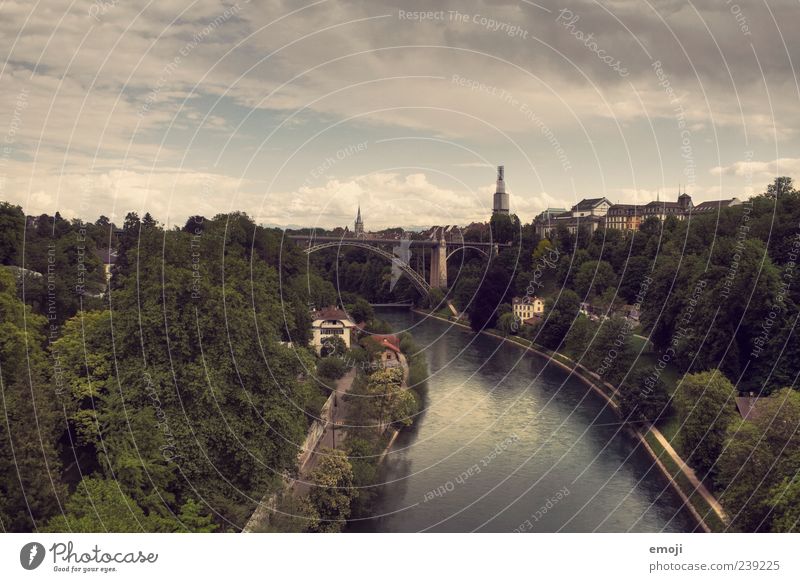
[354,204,364,237]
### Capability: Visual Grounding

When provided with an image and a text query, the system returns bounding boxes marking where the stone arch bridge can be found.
[289,232,504,295]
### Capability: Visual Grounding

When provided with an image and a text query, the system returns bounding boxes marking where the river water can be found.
[353,309,696,533]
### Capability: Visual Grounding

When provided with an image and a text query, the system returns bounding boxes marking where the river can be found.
[352,309,696,533]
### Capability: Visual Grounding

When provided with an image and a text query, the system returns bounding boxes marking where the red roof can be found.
[312,306,352,322]
[364,334,401,354]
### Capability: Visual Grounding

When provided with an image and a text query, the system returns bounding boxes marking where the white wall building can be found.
[512,296,544,321]
[311,306,357,353]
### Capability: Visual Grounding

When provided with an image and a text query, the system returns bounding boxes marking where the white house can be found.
[512,296,544,322]
[310,306,357,353]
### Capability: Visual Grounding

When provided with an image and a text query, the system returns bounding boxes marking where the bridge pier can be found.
[429,241,447,289]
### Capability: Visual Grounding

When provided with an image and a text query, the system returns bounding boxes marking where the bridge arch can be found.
[445,245,490,260]
[303,240,431,294]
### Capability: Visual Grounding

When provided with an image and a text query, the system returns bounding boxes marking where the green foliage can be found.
[257,494,319,533]
[349,298,374,324]
[563,315,596,359]
[0,202,24,265]
[317,356,348,381]
[363,367,412,430]
[497,312,518,336]
[0,267,65,531]
[583,316,635,385]
[768,477,800,533]
[539,290,580,350]
[765,176,795,199]
[674,371,737,478]
[308,448,354,532]
[716,388,800,532]
[617,369,669,424]
[320,336,347,358]
[489,213,521,245]
[469,264,513,332]
[43,478,163,532]
[574,260,617,299]
[346,436,382,518]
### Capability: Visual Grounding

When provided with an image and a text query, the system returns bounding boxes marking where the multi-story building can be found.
[532,207,567,238]
[604,203,642,231]
[533,197,611,237]
[602,193,741,233]
[311,306,357,353]
[512,296,545,322]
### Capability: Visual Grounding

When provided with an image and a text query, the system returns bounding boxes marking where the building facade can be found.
[536,192,743,237]
[512,296,544,321]
[533,197,611,237]
[311,306,357,353]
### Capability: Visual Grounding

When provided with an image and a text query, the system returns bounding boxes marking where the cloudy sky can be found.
[1,0,798,229]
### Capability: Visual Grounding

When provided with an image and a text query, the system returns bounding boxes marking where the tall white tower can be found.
[492,165,509,215]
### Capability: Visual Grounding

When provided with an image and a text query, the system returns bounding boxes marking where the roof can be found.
[644,200,682,208]
[512,296,542,305]
[735,396,766,421]
[312,306,353,323]
[572,197,610,211]
[693,198,741,212]
[363,334,401,354]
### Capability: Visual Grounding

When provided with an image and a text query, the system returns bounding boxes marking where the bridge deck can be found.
[288,235,506,247]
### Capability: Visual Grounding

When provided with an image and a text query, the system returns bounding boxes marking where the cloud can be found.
[2,0,798,228]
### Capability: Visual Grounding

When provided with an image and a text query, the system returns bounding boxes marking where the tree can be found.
[674,370,737,478]
[765,176,795,199]
[469,264,512,332]
[584,316,634,385]
[363,367,411,430]
[174,499,218,532]
[532,238,554,263]
[575,260,617,299]
[564,315,595,358]
[308,449,354,532]
[0,268,65,531]
[43,478,163,532]
[320,336,347,358]
[716,388,800,532]
[350,298,374,324]
[257,494,319,533]
[489,213,520,245]
[768,477,800,533]
[317,356,348,381]
[538,290,581,350]
[346,437,381,517]
[617,369,669,424]
[0,202,24,265]
[497,312,519,336]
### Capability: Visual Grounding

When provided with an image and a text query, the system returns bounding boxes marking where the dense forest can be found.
[0,205,343,531]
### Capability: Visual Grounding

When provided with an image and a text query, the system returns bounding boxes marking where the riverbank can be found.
[412,308,726,533]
